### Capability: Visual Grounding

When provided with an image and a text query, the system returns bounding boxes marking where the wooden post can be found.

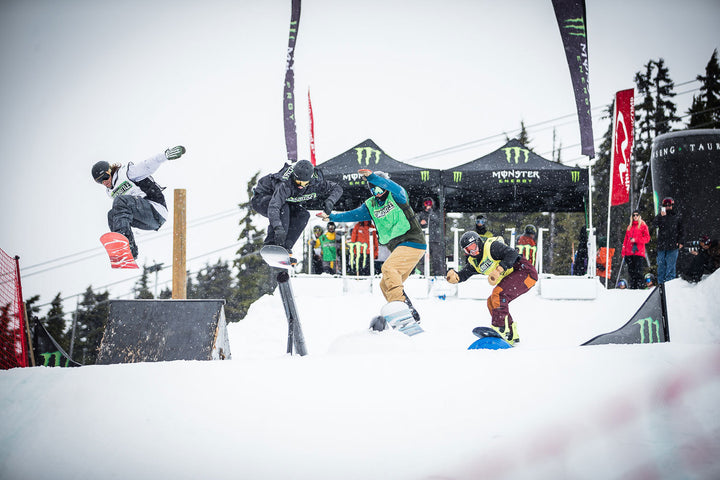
[172,189,187,299]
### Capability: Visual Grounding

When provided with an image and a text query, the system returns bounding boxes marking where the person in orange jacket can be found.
[621,210,651,289]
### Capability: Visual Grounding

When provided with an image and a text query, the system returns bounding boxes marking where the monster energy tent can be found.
[441,139,588,212]
[314,139,441,212]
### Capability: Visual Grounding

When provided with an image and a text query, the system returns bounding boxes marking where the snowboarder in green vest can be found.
[320,169,425,318]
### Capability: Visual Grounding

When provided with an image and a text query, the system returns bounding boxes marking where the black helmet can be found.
[475,214,488,226]
[92,161,111,183]
[291,160,315,183]
[327,222,336,231]
[460,231,483,256]
[313,225,323,235]
[525,224,537,235]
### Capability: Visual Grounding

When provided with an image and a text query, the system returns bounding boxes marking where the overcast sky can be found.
[1,0,718,311]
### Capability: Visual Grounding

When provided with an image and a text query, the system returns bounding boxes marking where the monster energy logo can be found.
[492,170,539,184]
[286,192,317,203]
[374,202,396,218]
[635,316,662,343]
[40,351,70,367]
[347,242,369,272]
[502,147,530,164]
[563,17,587,38]
[420,171,429,181]
[453,171,462,182]
[571,171,580,182]
[111,181,133,197]
[516,245,537,265]
[355,147,382,165]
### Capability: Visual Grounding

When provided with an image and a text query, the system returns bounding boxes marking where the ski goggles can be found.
[476,218,487,226]
[294,178,310,187]
[463,242,480,256]
[369,185,384,196]
[94,169,111,183]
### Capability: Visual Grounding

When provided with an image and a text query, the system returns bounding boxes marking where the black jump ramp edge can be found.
[581,285,669,346]
[97,299,231,365]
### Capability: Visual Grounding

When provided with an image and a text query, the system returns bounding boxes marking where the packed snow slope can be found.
[1,272,719,480]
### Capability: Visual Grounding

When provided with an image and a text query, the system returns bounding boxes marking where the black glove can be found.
[323,199,335,215]
[165,146,186,160]
[273,226,286,247]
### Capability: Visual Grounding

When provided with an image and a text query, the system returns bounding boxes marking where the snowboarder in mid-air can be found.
[446,231,538,345]
[252,160,342,262]
[92,146,186,261]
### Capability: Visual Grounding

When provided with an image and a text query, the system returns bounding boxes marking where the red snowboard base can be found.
[100,232,138,269]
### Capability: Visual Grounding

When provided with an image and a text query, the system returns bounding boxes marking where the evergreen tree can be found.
[688,49,720,129]
[74,286,110,364]
[505,120,533,148]
[43,293,70,352]
[134,266,154,299]
[233,172,276,320]
[633,58,678,218]
[158,287,172,299]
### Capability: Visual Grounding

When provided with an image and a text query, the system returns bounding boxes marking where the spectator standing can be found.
[516,224,537,265]
[621,210,651,289]
[416,198,433,229]
[475,214,494,239]
[319,222,339,274]
[652,197,684,284]
[308,225,324,274]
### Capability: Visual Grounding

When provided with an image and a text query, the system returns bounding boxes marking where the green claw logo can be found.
[355,147,382,166]
[635,316,662,343]
[420,171,430,181]
[563,17,587,38]
[502,147,530,164]
[453,171,462,182]
[571,171,580,182]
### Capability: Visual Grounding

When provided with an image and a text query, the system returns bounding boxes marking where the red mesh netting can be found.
[0,248,28,369]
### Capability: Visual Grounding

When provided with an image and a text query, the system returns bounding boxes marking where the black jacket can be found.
[652,210,684,250]
[253,163,343,229]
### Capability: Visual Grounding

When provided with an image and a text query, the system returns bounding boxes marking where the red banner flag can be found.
[610,88,634,206]
[308,88,316,166]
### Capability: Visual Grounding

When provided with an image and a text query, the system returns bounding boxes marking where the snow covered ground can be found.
[1,272,719,480]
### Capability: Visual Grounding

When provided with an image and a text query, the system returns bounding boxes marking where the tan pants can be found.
[379,246,426,302]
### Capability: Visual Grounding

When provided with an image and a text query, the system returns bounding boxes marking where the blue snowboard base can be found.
[468,326,513,350]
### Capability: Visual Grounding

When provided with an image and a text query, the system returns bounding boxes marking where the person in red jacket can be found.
[621,210,651,289]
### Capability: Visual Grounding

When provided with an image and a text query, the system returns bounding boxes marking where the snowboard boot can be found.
[491,317,520,345]
[369,315,387,332]
[402,289,421,323]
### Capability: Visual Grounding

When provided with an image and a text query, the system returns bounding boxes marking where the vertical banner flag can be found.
[308,88,316,166]
[551,0,595,158]
[611,89,634,206]
[283,0,301,163]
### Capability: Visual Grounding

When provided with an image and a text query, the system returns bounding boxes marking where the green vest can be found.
[468,236,514,280]
[319,233,337,261]
[364,193,425,251]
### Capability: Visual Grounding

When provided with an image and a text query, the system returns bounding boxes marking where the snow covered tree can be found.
[74,286,110,364]
[232,172,277,320]
[134,266,154,299]
[687,49,720,129]
[43,293,70,352]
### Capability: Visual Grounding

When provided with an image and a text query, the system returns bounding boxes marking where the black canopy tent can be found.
[314,139,442,212]
[441,139,588,213]
[310,138,590,276]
